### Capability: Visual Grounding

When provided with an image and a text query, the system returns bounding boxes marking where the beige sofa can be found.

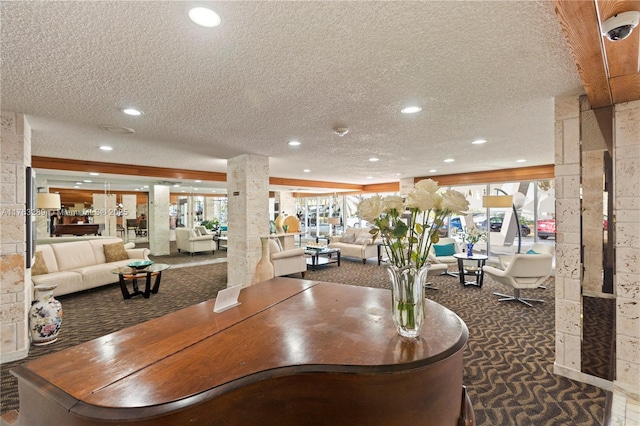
[328,227,381,264]
[32,238,150,297]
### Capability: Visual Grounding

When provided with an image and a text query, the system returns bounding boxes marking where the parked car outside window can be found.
[536,219,556,239]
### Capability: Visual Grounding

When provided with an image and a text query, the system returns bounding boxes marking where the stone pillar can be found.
[399,177,415,196]
[278,191,295,219]
[0,111,31,362]
[205,197,215,221]
[227,154,269,287]
[121,194,136,241]
[612,99,640,413]
[149,185,170,256]
[93,193,116,236]
[553,95,583,377]
[581,150,605,295]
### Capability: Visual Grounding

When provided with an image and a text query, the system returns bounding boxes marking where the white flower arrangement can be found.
[356,179,470,269]
[461,225,487,245]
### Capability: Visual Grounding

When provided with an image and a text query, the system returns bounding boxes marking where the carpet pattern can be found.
[1,257,606,425]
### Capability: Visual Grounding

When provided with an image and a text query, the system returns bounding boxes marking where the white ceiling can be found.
[1,1,584,194]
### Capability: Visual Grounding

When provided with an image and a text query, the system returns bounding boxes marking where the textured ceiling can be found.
[1,1,583,192]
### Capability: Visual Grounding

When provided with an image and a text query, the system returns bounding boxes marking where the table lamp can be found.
[37,193,61,236]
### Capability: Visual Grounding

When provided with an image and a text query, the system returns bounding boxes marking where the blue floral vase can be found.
[466,243,474,257]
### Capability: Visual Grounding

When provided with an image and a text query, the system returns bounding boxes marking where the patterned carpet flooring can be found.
[1,255,607,425]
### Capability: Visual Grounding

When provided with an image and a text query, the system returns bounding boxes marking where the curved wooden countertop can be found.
[11,278,470,425]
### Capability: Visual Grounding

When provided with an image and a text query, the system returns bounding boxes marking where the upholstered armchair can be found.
[175,228,216,255]
[483,253,553,307]
[427,237,463,277]
[498,243,554,269]
[268,239,306,278]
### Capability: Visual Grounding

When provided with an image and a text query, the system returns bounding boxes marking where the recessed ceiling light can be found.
[516,159,527,163]
[122,108,142,116]
[73,185,80,188]
[369,157,379,162]
[100,125,135,134]
[366,176,373,179]
[89,172,99,176]
[143,185,149,188]
[429,169,437,173]
[303,169,311,173]
[194,188,199,191]
[134,188,140,191]
[194,180,202,183]
[288,140,301,146]
[75,182,82,185]
[444,158,455,163]
[173,184,180,187]
[401,106,422,114]
[99,146,113,151]
[83,180,92,183]
[396,173,402,176]
[189,7,222,27]
[211,190,216,192]
[472,139,487,145]
[181,190,186,193]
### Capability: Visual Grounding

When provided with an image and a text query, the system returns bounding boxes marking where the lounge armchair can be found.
[483,253,553,307]
[268,239,306,278]
[427,237,463,277]
[175,228,216,255]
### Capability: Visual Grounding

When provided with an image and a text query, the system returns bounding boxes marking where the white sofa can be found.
[176,228,217,255]
[328,227,381,264]
[32,238,150,297]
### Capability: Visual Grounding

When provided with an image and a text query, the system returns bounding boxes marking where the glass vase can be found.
[466,243,474,257]
[386,264,430,338]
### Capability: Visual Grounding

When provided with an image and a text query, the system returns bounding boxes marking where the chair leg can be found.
[424,282,438,290]
[441,270,458,278]
[493,289,544,307]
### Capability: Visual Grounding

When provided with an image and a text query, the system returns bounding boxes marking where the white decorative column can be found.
[149,185,170,256]
[227,154,269,287]
[553,95,583,378]
[612,99,640,415]
[0,111,32,362]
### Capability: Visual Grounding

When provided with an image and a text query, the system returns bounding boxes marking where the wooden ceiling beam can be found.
[553,0,640,108]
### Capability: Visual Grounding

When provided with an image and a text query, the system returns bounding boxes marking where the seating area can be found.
[31,238,150,297]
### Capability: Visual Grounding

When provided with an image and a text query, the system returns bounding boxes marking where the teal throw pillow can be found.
[526,249,539,254]
[434,243,456,257]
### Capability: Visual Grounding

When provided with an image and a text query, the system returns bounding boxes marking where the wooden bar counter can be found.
[6,278,473,425]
